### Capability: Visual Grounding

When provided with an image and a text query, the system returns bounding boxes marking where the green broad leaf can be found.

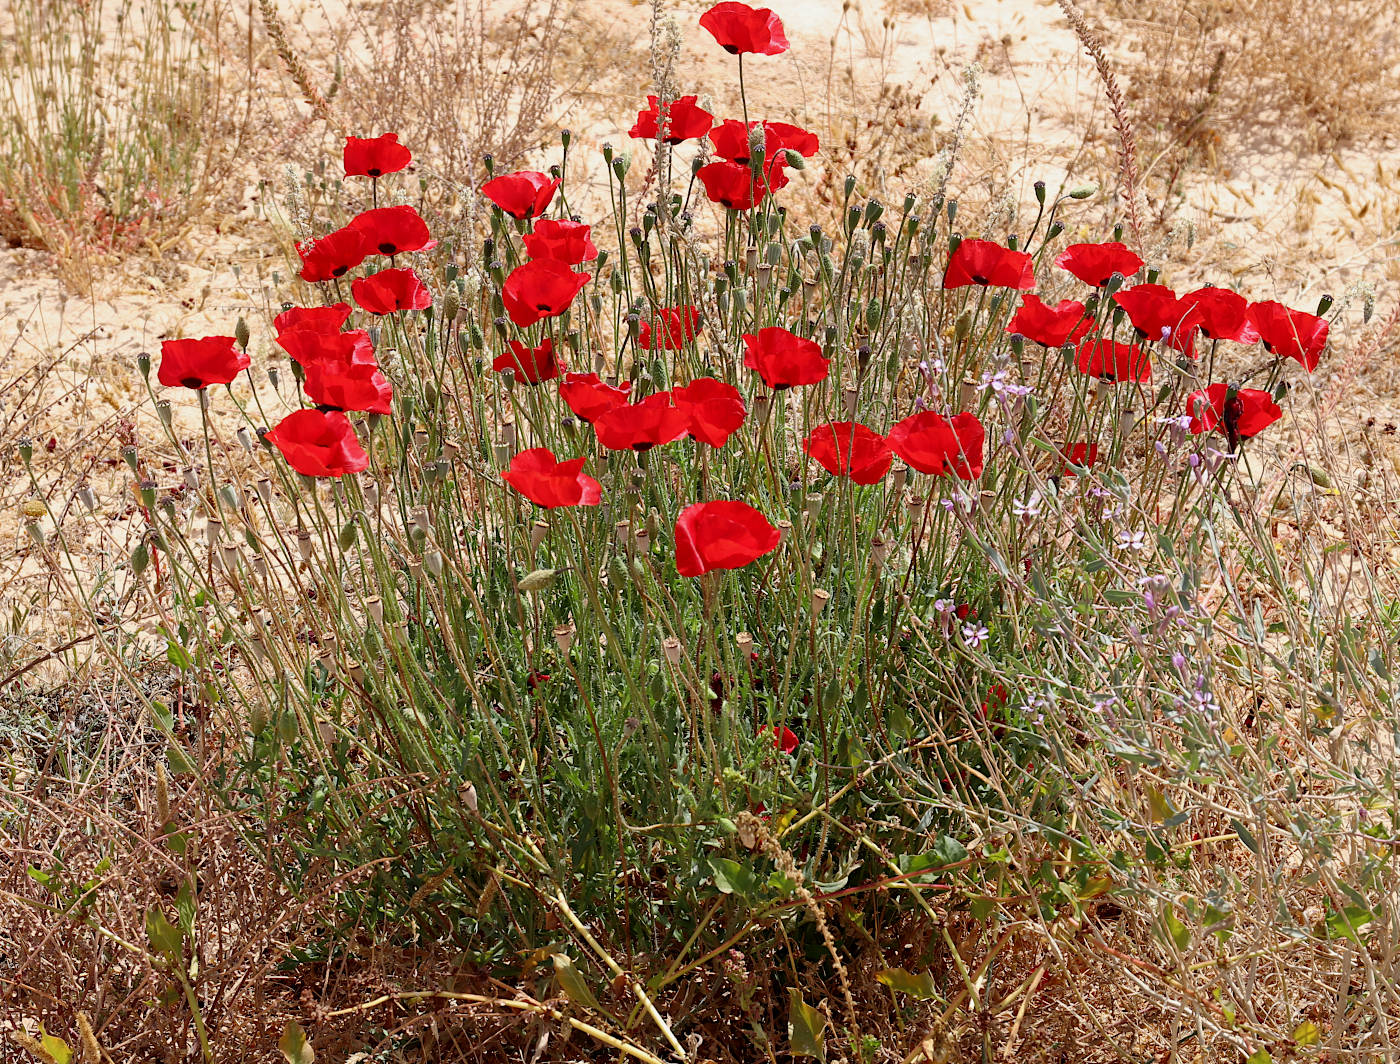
[38,1027,73,1064]
[551,953,604,1014]
[898,836,968,883]
[1163,907,1190,952]
[145,906,183,959]
[1292,1021,1321,1047]
[518,568,561,592]
[165,639,193,671]
[175,880,197,936]
[1325,904,1373,943]
[278,1020,315,1064]
[875,967,939,1000]
[1229,818,1259,854]
[1246,1049,1273,1064]
[709,856,762,898]
[787,988,827,1061]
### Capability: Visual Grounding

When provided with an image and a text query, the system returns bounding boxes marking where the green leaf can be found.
[551,953,604,1014]
[165,639,193,671]
[31,1027,73,1064]
[1325,903,1373,943]
[278,1020,315,1064]
[875,967,939,1000]
[709,856,762,897]
[1292,1021,1321,1047]
[1229,818,1259,854]
[145,906,183,959]
[897,836,966,883]
[787,988,827,1061]
[1246,1050,1273,1064]
[175,880,197,937]
[1163,908,1190,952]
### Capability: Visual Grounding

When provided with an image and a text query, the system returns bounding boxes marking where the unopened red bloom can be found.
[1074,338,1152,382]
[1185,383,1282,440]
[296,227,371,282]
[743,326,829,389]
[352,267,432,314]
[697,160,768,210]
[522,219,599,264]
[699,1,789,55]
[274,303,352,335]
[1054,241,1144,286]
[766,724,799,754]
[594,392,690,451]
[480,170,560,220]
[501,259,591,327]
[629,95,714,143]
[1179,286,1255,343]
[304,357,394,415]
[349,205,437,257]
[493,338,563,384]
[803,421,892,485]
[158,336,249,390]
[1006,294,1092,347]
[638,305,701,350]
[502,447,602,509]
[266,409,369,478]
[670,377,746,447]
[1112,284,1197,355]
[343,133,412,178]
[888,411,986,479]
[558,372,631,423]
[277,327,376,370]
[943,239,1035,290]
[674,500,782,577]
[1246,300,1328,371]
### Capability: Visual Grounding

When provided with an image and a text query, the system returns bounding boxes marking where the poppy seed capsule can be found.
[205,516,223,548]
[183,467,199,491]
[775,519,793,543]
[891,465,908,492]
[870,536,888,566]
[959,378,978,410]
[156,400,173,428]
[736,631,754,655]
[296,531,313,562]
[811,589,831,618]
[905,495,925,523]
[500,421,517,447]
[347,660,365,685]
[77,484,95,511]
[662,637,683,665]
[425,550,444,577]
[553,622,576,653]
[251,553,268,579]
[531,520,549,552]
[367,596,384,624]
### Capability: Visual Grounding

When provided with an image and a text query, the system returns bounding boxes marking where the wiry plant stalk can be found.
[257,0,341,131]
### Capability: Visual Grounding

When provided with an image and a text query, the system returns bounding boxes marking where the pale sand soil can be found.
[3,0,1400,665]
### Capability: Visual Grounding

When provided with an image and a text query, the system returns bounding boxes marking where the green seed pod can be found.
[1067,185,1096,199]
[442,288,460,323]
[136,352,151,380]
[338,518,358,551]
[234,316,251,350]
[131,540,150,575]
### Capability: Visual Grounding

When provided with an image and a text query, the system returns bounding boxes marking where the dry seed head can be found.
[205,516,223,549]
[295,530,313,562]
[811,589,832,618]
[553,622,577,653]
[662,637,683,665]
[367,596,384,624]
[736,631,754,654]
[183,467,200,491]
[892,464,908,492]
[531,520,549,552]
[870,535,888,566]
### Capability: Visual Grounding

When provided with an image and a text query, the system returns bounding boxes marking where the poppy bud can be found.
[339,518,358,551]
[954,310,972,343]
[782,149,806,170]
[1067,185,1096,200]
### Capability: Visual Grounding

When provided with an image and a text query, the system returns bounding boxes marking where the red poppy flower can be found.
[1063,442,1099,473]
[1054,241,1144,286]
[296,227,371,283]
[943,239,1035,290]
[266,409,369,478]
[343,133,412,178]
[638,305,701,350]
[1112,284,1197,355]
[501,259,591,327]
[348,205,437,257]
[699,1,789,55]
[1179,286,1256,343]
[675,500,782,577]
[1006,294,1092,348]
[594,392,690,451]
[276,328,377,370]
[1074,338,1152,382]
[521,219,599,265]
[629,95,714,143]
[157,336,250,390]
[709,119,818,186]
[502,447,602,509]
[1246,300,1328,372]
[697,160,768,210]
[480,170,560,220]
[670,377,747,447]
[888,411,986,480]
[803,421,892,485]
[766,724,799,754]
[1185,383,1282,439]
[274,303,352,335]
[742,326,829,389]
[303,357,394,415]
[493,338,563,384]
[351,267,433,314]
[558,372,631,423]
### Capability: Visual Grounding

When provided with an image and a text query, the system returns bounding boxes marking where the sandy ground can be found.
[3,0,1399,669]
